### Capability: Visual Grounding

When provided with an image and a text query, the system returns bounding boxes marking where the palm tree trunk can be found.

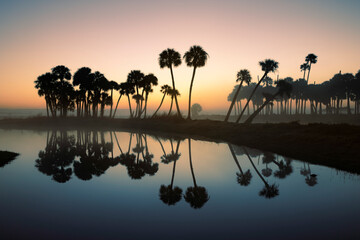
[127,95,133,118]
[225,80,244,122]
[245,92,280,124]
[187,67,197,120]
[170,66,181,117]
[188,138,197,188]
[152,93,166,118]
[236,72,268,123]
[168,96,174,116]
[109,89,113,118]
[306,63,312,84]
[112,94,122,118]
[143,92,149,118]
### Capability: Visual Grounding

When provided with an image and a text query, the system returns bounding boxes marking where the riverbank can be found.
[0,117,359,174]
[0,151,19,167]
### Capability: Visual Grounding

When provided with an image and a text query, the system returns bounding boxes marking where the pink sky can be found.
[0,0,359,111]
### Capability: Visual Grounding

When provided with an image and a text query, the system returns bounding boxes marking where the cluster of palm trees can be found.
[227,54,360,119]
[35,45,208,119]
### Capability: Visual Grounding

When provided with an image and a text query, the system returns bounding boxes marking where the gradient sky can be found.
[0,0,359,111]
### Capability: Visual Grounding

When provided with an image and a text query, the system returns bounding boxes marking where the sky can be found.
[0,0,359,112]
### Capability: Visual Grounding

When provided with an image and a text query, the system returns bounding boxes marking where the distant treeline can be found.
[228,71,360,116]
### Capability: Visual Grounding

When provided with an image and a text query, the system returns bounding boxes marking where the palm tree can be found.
[112,82,125,118]
[127,70,145,117]
[228,143,252,186]
[236,59,279,123]
[159,48,182,117]
[73,67,94,117]
[108,81,119,118]
[244,80,292,124]
[34,72,56,117]
[141,73,158,118]
[152,84,172,118]
[184,138,209,209]
[183,45,209,120]
[305,53,318,84]
[224,69,252,122]
[51,65,72,117]
[300,63,309,80]
[167,88,180,116]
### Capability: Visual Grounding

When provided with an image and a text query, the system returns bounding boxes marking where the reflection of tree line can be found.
[229,144,318,199]
[35,132,317,208]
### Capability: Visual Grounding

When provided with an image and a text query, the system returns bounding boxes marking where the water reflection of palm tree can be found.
[36,131,76,183]
[161,138,181,164]
[159,149,182,206]
[228,143,252,186]
[262,152,274,178]
[184,138,209,209]
[73,131,118,181]
[301,163,318,186]
[272,156,293,179]
[243,147,279,199]
[119,133,158,179]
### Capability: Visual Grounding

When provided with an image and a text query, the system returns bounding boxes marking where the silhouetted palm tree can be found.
[152,84,172,118]
[300,63,309,81]
[224,69,252,122]
[141,73,158,118]
[236,59,279,123]
[167,88,180,116]
[35,72,56,117]
[305,53,318,84]
[159,48,182,117]
[73,67,94,117]
[184,138,209,209]
[183,45,209,120]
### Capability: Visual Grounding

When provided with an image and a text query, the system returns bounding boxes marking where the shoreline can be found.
[0,117,359,174]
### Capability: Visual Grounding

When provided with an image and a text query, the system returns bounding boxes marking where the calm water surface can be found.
[0,129,359,239]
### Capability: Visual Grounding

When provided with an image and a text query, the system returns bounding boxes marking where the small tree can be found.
[191,103,202,118]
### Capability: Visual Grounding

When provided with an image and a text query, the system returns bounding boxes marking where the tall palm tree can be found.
[184,138,209,209]
[108,81,119,118]
[112,82,125,118]
[159,48,182,117]
[305,53,318,84]
[51,65,72,117]
[35,72,56,117]
[73,67,94,117]
[244,80,292,124]
[224,69,252,122]
[167,88,180,116]
[236,59,279,123]
[127,70,145,117]
[300,63,309,80]
[152,84,172,118]
[183,45,209,120]
[141,73,158,118]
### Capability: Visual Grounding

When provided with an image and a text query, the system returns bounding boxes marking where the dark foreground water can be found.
[0,129,359,239]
